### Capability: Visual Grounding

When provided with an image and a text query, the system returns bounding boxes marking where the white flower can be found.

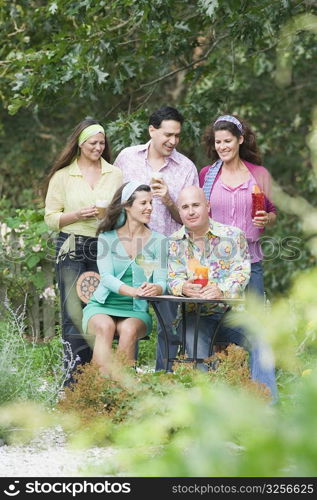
[32,244,42,252]
[15,222,29,233]
[40,286,56,301]
[0,223,11,239]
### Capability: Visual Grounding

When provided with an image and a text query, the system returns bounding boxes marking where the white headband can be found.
[121,181,144,203]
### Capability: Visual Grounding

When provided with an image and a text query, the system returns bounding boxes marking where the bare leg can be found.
[116,317,147,364]
[86,314,116,375]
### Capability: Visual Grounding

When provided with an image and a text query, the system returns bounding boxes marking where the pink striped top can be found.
[210,175,262,263]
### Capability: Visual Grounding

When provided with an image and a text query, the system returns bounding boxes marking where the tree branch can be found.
[136,33,229,91]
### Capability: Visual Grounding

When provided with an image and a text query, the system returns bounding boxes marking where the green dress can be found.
[82,266,151,336]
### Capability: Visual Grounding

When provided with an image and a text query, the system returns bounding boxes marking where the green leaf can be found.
[49,2,58,15]
[26,254,41,269]
[93,66,109,84]
[30,271,46,289]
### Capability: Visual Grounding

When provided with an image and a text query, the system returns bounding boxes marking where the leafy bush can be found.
[57,344,269,426]
[0,299,66,406]
[0,207,55,294]
[101,369,317,477]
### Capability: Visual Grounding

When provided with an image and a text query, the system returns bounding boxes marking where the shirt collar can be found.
[171,218,218,241]
[139,140,180,165]
[220,176,252,191]
[69,158,113,176]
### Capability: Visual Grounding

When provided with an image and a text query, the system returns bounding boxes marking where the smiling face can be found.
[214,129,244,163]
[177,186,210,234]
[125,190,153,225]
[148,119,181,158]
[79,132,105,161]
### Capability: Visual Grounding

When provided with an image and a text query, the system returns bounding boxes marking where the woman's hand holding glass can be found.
[75,205,99,220]
[252,210,270,227]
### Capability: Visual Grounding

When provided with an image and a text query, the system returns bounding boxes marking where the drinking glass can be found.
[251,186,265,218]
[135,255,159,281]
[95,199,109,219]
[193,265,209,287]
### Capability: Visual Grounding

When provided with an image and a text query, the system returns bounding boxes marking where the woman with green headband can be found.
[44,118,123,384]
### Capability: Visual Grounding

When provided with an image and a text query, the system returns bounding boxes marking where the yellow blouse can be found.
[44,158,123,237]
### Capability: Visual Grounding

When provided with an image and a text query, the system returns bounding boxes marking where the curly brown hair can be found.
[203,114,262,165]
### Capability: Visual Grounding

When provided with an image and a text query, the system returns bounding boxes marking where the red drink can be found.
[251,192,265,218]
[193,278,208,287]
[193,265,209,287]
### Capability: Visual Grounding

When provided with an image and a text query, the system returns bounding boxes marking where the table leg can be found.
[193,303,202,367]
[151,301,170,372]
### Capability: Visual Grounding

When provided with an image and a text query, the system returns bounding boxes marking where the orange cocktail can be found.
[193,265,209,287]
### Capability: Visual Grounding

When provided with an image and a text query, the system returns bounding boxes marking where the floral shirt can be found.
[168,218,250,315]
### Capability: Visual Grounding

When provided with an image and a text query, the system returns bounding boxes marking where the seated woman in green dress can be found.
[82,181,167,374]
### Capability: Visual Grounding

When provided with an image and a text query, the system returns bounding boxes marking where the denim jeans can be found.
[184,312,247,369]
[246,261,279,402]
[56,232,98,384]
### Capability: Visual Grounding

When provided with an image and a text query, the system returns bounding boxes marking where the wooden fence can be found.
[27,261,57,340]
[0,237,58,340]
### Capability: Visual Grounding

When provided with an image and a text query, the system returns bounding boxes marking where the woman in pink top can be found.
[199,114,278,400]
[199,114,277,296]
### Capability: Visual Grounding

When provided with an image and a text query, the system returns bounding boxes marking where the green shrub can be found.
[0,299,65,406]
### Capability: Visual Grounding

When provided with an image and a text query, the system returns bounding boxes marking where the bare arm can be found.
[59,206,99,228]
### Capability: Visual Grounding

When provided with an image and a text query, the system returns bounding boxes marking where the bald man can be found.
[167,186,277,400]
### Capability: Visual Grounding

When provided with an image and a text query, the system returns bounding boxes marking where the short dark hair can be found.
[148,106,184,128]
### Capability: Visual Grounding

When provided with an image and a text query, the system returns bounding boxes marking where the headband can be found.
[214,115,243,134]
[78,124,105,145]
[121,181,144,203]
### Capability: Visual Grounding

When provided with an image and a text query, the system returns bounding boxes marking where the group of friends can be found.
[44,106,278,401]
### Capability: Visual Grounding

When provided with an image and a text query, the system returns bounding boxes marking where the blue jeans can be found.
[246,261,278,402]
[56,232,98,384]
[184,312,247,368]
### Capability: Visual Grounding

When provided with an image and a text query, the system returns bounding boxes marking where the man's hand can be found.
[182,279,203,298]
[151,178,172,205]
[199,284,223,300]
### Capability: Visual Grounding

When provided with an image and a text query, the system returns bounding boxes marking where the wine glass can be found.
[135,255,158,281]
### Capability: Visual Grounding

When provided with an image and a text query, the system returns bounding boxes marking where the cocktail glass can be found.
[193,265,209,287]
[135,255,159,281]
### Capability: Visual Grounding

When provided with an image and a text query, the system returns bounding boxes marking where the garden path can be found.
[0,426,115,477]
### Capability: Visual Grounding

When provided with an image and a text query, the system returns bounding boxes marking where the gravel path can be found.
[0,426,115,477]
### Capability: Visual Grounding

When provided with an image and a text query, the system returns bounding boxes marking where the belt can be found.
[57,232,97,263]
